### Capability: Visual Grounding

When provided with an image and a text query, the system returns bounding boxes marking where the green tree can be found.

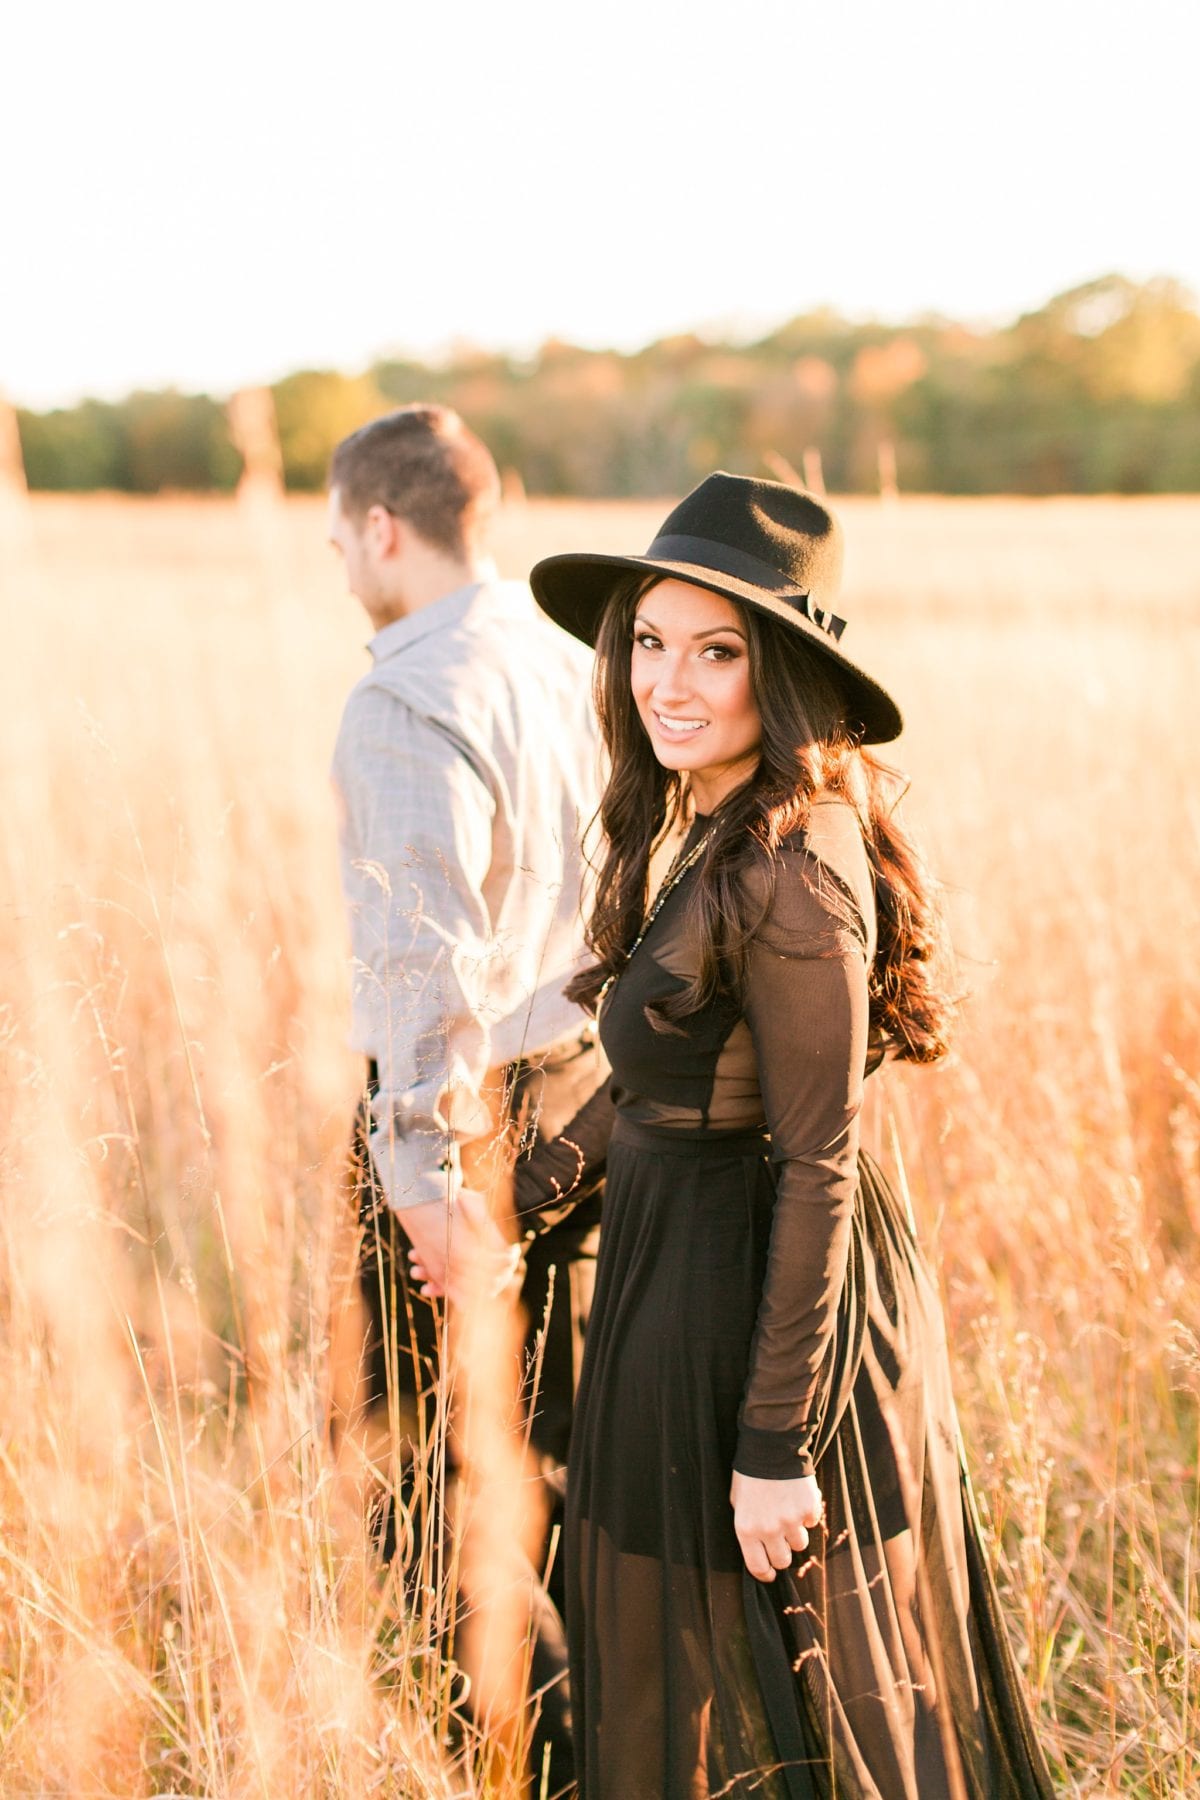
[17,400,128,490]
[120,391,239,492]
[271,371,383,489]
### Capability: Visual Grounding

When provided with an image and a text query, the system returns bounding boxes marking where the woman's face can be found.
[630,578,762,812]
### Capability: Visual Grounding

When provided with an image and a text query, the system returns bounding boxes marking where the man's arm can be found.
[334,681,499,1213]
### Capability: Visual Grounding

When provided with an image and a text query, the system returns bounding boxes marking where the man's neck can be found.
[369,555,495,631]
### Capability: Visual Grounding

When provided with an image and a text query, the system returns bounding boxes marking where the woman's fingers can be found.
[738,1521,817,1582]
[739,1533,800,1581]
[738,1534,777,1583]
[729,1471,824,1583]
[766,1534,795,1571]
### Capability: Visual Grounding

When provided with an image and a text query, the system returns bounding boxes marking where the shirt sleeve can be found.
[333,682,497,1211]
[733,846,871,1480]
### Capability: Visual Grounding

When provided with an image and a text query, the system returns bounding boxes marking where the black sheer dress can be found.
[515,798,1054,1800]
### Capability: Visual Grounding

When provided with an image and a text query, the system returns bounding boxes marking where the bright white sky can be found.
[4,0,1197,408]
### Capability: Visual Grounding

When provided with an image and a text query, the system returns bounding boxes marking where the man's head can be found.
[328,404,501,627]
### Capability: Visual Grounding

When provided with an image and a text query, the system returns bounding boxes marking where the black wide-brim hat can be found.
[530,471,902,744]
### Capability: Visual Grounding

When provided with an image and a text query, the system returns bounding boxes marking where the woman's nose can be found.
[653,655,692,705]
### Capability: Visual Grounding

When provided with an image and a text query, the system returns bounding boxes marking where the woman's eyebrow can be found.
[633,614,746,642]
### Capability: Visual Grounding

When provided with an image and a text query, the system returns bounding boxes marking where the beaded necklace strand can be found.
[597,825,717,1010]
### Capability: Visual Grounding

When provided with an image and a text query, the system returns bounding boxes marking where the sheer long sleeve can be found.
[512,1073,617,1235]
[733,842,872,1481]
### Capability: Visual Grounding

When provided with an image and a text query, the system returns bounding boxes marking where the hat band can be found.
[646,534,847,642]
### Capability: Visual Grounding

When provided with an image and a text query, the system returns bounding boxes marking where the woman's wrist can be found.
[733,1422,815,1481]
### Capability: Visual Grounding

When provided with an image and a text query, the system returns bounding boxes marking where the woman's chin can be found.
[653,749,718,785]
[650,745,693,770]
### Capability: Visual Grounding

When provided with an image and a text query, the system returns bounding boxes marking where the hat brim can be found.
[530,550,903,745]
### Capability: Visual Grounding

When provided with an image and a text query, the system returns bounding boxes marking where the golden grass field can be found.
[1,492,1199,1797]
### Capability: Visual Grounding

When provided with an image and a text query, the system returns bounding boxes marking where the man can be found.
[326,404,604,1789]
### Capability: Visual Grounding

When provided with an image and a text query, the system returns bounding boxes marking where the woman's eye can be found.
[634,632,662,651]
[702,644,736,661]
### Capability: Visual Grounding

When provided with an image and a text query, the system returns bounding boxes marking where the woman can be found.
[415,475,1055,1798]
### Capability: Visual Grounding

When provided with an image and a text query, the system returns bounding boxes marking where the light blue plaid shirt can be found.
[331,578,600,1211]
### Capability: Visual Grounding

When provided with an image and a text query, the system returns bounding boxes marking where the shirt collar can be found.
[367,575,494,663]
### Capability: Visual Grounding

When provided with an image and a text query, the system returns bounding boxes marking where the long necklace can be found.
[597,826,716,1010]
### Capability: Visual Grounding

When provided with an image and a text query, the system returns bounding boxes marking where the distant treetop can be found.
[16,275,1200,497]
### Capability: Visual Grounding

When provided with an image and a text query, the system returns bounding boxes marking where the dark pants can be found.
[351,1035,604,1795]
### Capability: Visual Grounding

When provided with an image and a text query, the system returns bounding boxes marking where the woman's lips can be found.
[653,711,708,738]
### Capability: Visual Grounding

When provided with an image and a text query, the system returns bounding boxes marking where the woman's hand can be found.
[730,1470,824,1583]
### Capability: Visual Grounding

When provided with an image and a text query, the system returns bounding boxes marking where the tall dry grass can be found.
[0,492,1198,1796]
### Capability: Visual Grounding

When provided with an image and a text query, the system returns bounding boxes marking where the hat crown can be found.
[652,472,843,602]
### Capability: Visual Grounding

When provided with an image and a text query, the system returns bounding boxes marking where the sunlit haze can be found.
[5,0,1197,407]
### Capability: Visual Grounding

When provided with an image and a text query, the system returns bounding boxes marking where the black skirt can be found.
[564,1117,1054,1800]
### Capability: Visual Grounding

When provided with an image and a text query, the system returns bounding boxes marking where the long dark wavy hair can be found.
[566,576,956,1064]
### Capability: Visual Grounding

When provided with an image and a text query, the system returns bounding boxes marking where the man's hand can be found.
[730,1470,824,1583]
[404,1188,521,1309]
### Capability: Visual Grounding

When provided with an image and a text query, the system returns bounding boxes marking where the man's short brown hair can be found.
[329,404,501,559]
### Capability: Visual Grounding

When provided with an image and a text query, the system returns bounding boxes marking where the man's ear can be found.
[365,503,403,560]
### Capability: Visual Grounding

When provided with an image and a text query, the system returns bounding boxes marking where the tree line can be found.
[16,275,1200,497]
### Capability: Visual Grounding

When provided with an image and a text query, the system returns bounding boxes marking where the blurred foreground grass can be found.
[0,494,1198,1796]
